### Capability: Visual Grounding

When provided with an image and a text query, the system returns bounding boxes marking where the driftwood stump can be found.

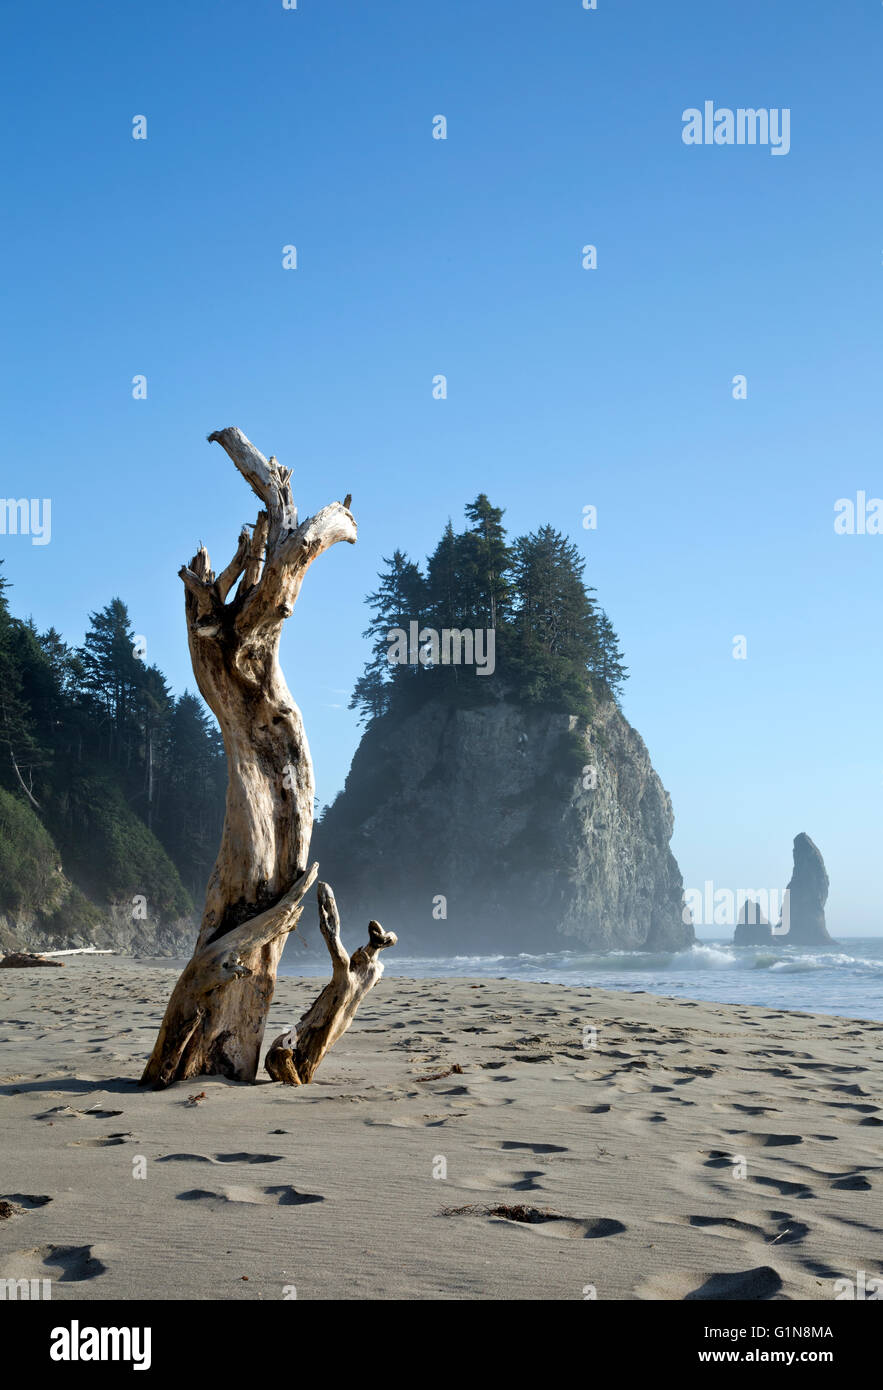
[141,427,393,1087]
[0,953,64,969]
[265,882,397,1084]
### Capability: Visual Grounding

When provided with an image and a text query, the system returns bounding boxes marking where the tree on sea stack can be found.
[141,428,396,1089]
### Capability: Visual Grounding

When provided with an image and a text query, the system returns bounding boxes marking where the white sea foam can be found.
[281,935,883,1020]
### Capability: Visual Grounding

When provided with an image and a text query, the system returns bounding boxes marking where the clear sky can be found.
[2,1,881,934]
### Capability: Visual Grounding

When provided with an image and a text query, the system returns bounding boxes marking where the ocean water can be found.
[282,937,883,1021]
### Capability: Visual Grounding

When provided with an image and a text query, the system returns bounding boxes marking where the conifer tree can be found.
[350,550,427,723]
[79,598,143,763]
[159,692,226,897]
[462,494,511,629]
[596,610,629,700]
[350,504,628,720]
[0,568,45,806]
[425,521,462,632]
[137,664,174,830]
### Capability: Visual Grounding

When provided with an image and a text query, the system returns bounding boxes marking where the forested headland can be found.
[313,499,690,955]
[0,564,225,941]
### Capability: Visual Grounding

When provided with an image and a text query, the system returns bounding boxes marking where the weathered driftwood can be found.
[141,427,360,1087]
[265,882,397,1084]
[0,952,64,969]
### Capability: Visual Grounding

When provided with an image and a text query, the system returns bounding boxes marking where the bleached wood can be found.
[264,882,397,1085]
[141,428,360,1087]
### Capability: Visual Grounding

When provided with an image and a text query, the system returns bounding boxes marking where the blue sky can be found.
[2,0,881,933]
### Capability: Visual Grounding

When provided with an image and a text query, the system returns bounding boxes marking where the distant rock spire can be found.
[733,899,771,947]
[778,833,832,944]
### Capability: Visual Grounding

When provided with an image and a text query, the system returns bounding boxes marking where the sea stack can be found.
[733,900,772,947]
[779,833,832,944]
[313,699,691,953]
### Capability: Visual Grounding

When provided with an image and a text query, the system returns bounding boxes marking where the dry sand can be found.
[0,957,880,1301]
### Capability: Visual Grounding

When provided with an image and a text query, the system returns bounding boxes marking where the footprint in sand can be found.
[793,1061,868,1074]
[35,1104,124,1122]
[824,1101,878,1114]
[456,1168,547,1194]
[638,1265,782,1301]
[157,1151,286,1165]
[440,1203,625,1239]
[797,1256,849,1280]
[733,1132,804,1148]
[0,1244,106,1283]
[726,1103,781,1115]
[752,1175,815,1199]
[555,1102,611,1114]
[68,1132,134,1148]
[667,1210,809,1245]
[0,1194,53,1220]
[702,1150,741,1169]
[176,1185,323,1207]
[499,1141,568,1154]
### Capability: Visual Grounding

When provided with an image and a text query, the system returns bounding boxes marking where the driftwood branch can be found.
[239,510,268,596]
[202,864,319,971]
[142,426,373,1088]
[215,526,251,603]
[265,882,397,1085]
[207,427,297,547]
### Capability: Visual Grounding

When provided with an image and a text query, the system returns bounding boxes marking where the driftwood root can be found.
[265,882,396,1086]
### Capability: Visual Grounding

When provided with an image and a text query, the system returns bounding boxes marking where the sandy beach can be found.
[0,957,880,1301]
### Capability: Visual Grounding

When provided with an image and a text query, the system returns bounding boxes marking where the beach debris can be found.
[442,1200,559,1223]
[441,1203,561,1225]
[38,948,114,956]
[0,952,64,968]
[0,1194,52,1219]
[417,1064,465,1082]
[185,1091,207,1106]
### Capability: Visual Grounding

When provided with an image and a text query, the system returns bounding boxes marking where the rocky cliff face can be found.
[0,903,196,959]
[313,697,692,954]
